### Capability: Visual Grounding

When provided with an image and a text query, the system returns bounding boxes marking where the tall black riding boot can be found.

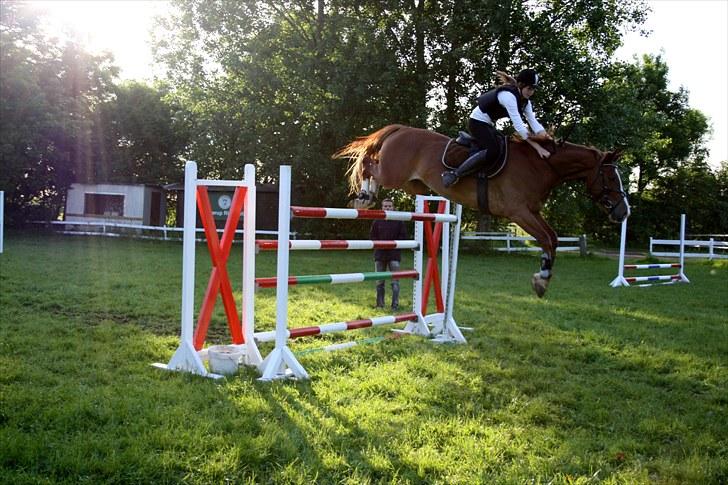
[376,286,385,308]
[442,149,489,187]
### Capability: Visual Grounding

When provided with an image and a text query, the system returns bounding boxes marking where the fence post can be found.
[579,234,587,257]
[709,238,714,260]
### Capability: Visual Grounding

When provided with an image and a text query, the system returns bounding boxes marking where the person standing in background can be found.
[370,198,408,310]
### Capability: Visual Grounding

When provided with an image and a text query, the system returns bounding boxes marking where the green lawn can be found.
[1,233,726,484]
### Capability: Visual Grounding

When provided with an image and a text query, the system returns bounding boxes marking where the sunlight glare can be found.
[30,0,169,80]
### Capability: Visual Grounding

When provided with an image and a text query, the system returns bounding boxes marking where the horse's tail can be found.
[333,124,404,195]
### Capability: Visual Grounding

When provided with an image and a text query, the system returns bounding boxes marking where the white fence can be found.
[32,220,293,241]
[461,231,587,255]
[650,236,728,260]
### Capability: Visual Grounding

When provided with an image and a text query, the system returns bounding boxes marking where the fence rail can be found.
[461,232,587,256]
[650,237,728,260]
[32,220,293,242]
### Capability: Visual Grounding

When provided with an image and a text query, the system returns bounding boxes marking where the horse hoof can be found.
[531,273,549,298]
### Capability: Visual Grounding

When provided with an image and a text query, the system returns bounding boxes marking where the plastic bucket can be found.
[207,345,243,375]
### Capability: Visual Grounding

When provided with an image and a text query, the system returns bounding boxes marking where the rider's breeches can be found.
[469,118,499,164]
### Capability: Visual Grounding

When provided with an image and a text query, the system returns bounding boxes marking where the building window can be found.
[84,193,124,216]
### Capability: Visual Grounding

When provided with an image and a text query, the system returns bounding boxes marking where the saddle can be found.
[441,132,509,214]
[441,131,508,178]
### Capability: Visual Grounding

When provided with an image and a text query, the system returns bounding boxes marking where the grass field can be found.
[1,233,726,484]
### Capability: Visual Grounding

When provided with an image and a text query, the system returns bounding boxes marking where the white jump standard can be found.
[153,161,263,379]
[610,214,690,288]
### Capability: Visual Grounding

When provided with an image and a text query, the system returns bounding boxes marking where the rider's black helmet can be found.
[516,69,539,87]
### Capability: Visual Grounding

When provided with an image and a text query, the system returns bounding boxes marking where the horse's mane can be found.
[333,124,404,195]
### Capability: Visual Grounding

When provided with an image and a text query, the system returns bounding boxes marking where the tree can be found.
[91,81,188,185]
[154,0,650,218]
[569,54,711,242]
[0,2,117,224]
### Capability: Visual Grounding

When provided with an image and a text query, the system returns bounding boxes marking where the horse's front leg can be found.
[353,177,379,208]
[510,211,558,297]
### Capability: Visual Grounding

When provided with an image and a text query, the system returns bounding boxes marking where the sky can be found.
[28,0,728,167]
[614,0,728,167]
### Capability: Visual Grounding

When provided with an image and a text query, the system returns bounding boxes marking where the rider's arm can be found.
[524,101,546,135]
[497,91,530,139]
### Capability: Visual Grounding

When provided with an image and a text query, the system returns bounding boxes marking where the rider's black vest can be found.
[476,85,528,122]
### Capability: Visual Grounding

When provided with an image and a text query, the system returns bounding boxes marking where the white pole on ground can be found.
[242,164,262,365]
[610,218,629,287]
[258,165,308,380]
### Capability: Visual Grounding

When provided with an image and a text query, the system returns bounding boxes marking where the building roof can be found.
[163,182,279,192]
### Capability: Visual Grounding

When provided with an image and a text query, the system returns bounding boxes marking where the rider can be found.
[442,69,552,187]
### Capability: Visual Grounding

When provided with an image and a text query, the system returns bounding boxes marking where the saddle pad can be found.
[442,136,508,178]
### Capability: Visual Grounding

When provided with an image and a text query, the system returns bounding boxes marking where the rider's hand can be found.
[537,146,551,159]
[532,131,552,142]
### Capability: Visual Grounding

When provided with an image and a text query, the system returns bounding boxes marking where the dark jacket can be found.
[476,85,527,121]
[370,219,408,261]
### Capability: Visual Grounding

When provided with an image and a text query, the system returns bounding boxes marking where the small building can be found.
[65,183,166,226]
[164,183,280,231]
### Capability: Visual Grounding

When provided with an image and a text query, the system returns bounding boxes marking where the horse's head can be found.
[347,155,378,209]
[586,150,630,223]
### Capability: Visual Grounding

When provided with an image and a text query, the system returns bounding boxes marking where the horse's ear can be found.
[611,149,624,161]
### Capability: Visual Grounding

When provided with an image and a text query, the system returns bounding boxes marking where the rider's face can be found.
[521,85,536,99]
[382,201,394,211]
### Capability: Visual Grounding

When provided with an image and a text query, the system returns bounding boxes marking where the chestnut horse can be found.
[334,124,630,297]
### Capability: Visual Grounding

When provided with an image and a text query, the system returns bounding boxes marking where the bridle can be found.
[587,160,628,219]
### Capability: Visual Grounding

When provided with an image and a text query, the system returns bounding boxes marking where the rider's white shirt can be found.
[470,91,545,139]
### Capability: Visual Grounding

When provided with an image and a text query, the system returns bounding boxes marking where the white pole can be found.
[274,166,292,351]
[405,196,432,336]
[617,219,626,278]
[610,218,629,287]
[679,214,690,283]
[0,191,4,254]
[440,199,451,309]
[242,164,262,365]
[180,161,197,344]
[433,203,466,344]
[258,165,308,380]
[412,197,425,319]
[153,161,212,377]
